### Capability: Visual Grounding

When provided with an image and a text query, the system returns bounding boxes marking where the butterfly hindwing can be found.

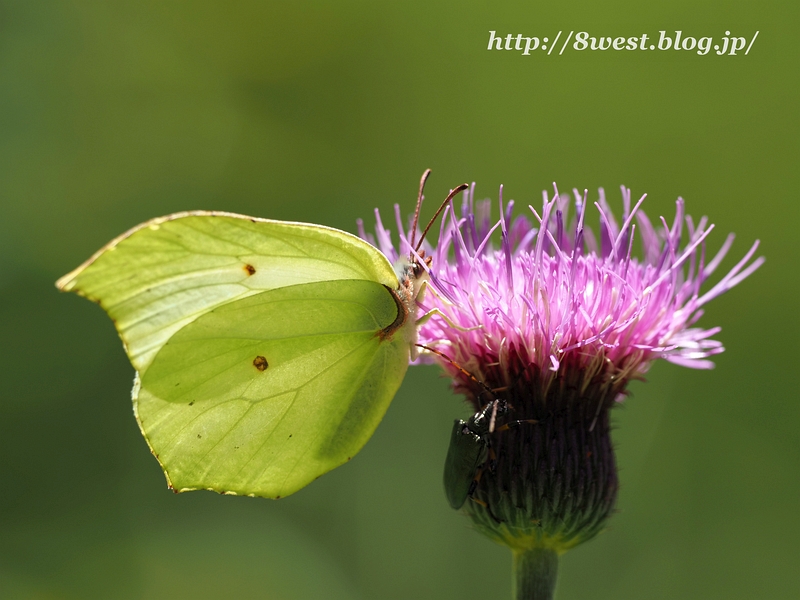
[136,279,408,498]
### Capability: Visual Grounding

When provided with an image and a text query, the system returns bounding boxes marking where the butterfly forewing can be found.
[56,212,398,371]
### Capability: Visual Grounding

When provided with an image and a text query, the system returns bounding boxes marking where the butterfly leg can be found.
[416,307,483,332]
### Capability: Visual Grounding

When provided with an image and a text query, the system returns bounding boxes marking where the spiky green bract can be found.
[462,355,618,555]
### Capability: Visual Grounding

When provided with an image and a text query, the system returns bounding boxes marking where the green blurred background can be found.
[1,1,797,599]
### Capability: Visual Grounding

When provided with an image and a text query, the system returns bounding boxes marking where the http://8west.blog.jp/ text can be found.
[487,30,759,57]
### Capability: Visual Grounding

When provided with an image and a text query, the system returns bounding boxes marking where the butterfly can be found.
[57,171,467,499]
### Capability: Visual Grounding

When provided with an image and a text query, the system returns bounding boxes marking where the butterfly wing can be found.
[56,211,399,371]
[137,279,408,498]
[58,212,409,498]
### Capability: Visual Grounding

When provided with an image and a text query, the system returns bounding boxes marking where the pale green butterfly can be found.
[57,171,467,499]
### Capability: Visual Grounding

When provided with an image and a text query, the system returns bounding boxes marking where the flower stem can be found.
[511,548,559,600]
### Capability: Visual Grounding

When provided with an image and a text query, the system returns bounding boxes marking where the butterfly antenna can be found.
[414,182,469,256]
[409,168,432,251]
[415,343,497,400]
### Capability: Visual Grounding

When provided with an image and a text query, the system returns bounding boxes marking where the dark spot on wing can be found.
[253,355,269,371]
[188,401,194,406]
[244,263,256,275]
[197,434,202,439]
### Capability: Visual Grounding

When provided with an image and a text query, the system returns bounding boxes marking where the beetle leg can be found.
[486,446,499,473]
[470,462,485,490]
[495,419,538,433]
[466,455,505,524]
[469,495,505,524]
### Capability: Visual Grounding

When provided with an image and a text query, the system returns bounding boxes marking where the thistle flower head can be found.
[363,184,763,406]
[360,183,763,553]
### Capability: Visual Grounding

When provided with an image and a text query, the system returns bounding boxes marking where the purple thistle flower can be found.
[363,183,763,403]
[361,182,762,570]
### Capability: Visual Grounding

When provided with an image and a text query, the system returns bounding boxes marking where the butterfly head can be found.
[393,250,432,304]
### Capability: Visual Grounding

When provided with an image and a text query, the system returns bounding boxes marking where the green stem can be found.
[511,548,559,600]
